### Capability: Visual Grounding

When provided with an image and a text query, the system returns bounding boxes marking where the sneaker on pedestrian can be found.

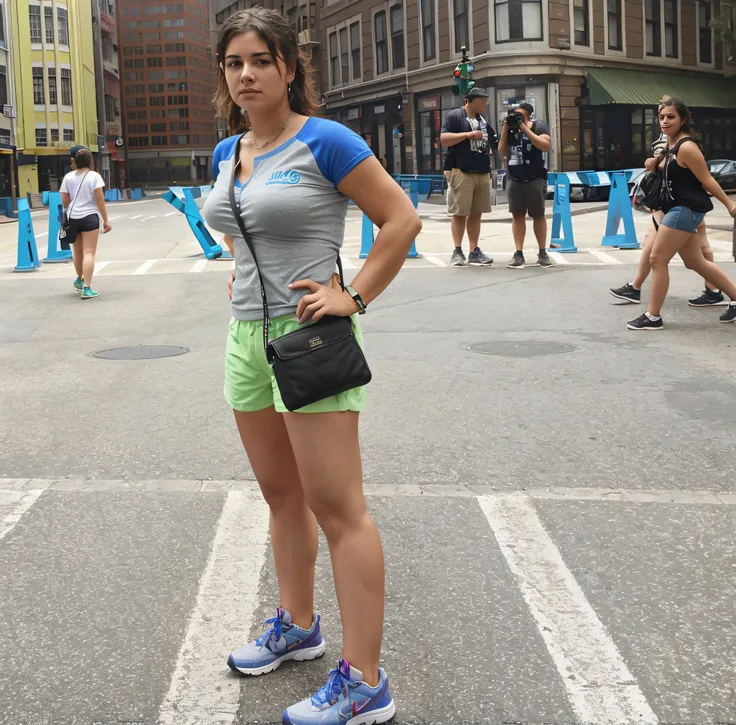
[81,287,99,300]
[719,302,736,323]
[468,248,493,266]
[282,658,395,725]
[610,282,641,304]
[227,608,325,676]
[627,312,663,330]
[450,247,467,267]
[688,288,727,307]
[507,251,525,269]
[73,277,84,291]
[537,250,555,268]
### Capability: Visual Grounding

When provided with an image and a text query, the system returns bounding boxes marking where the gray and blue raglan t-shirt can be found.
[201,117,374,321]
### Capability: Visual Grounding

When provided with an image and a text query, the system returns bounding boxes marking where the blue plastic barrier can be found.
[548,173,577,253]
[601,172,639,249]
[162,185,229,260]
[14,199,40,273]
[131,188,143,200]
[360,184,419,259]
[392,175,434,201]
[104,189,121,202]
[43,191,72,263]
[0,197,14,218]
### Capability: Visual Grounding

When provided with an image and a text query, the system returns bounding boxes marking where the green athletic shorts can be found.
[224,314,367,414]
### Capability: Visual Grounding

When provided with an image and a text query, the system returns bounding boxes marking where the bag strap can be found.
[67,170,90,217]
[227,133,346,354]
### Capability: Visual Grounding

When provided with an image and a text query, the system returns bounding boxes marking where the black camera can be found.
[506,111,524,130]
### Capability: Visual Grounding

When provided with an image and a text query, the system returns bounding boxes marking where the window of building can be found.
[63,128,74,142]
[336,27,348,84]
[664,0,677,57]
[165,43,186,52]
[150,96,165,106]
[374,11,388,74]
[420,0,436,60]
[168,108,189,117]
[329,31,339,87]
[147,44,162,53]
[168,94,188,104]
[102,35,114,61]
[48,67,57,105]
[162,3,184,12]
[144,20,160,29]
[147,57,163,67]
[347,21,362,80]
[149,70,164,80]
[150,109,165,118]
[30,6,42,43]
[607,0,623,49]
[390,5,404,69]
[151,136,168,145]
[135,46,144,54]
[57,7,69,46]
[0,66,7,107]
[36,128,47,146]
[124,47,132,55]
[50,128,59,143]
[145,5,160,13]
[170,121,189,131]
[144,32,161,40]
[166,56,187,66]
[44,7,54,44]
[699,0,712,63]
[0,3,5,47]
[60,68,72,105]
[574,0,589,45]
[645,0,661,55]
[32,67,44,104]
[496,0,543,41]
[454,0,469,52]
[129,137,148,147]
[151,122,167,131]
[164,18,185,27]
[166,69,186,79]
[149,83,164,92]
[171,135,190,144]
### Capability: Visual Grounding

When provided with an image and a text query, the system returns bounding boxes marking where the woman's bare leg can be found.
[80,229,100,288]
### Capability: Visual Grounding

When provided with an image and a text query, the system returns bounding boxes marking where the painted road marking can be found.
[164,212,178,218]
[142,215,158,222]
[132,260,157,276]
[190,260,207,273]
[157,490,270,725]
[422,254,447,267]
[547,252,570,265]
[93,261,110,274]
[587,249,625,265]
[131,215,144,220]
[0,490,44,542]
[479,495,658,725]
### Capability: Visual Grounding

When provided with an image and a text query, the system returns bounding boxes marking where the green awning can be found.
[585,67,736,109]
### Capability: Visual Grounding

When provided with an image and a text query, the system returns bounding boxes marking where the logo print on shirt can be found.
[265,170,301,186]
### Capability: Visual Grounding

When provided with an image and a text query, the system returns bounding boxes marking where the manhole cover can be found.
[92,345,190,360]
[468,341,576,358]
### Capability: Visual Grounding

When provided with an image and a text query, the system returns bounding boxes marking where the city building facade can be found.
[320,0,736,173]
[9,0,100,195]
[118,0,217,186]
[0,0,16,204]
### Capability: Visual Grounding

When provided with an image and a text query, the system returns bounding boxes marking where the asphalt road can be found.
[0,205,735,725]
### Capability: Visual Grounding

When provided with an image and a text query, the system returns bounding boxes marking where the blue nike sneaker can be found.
[227,608,325,676]
[282,658,395,725]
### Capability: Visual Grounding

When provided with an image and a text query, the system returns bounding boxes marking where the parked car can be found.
[707,159,736,191]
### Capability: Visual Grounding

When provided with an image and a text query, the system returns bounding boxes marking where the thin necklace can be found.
[250,110,294,150]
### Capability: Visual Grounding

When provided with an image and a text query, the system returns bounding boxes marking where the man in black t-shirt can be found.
[498,103,554,269]
[440,87,498,267]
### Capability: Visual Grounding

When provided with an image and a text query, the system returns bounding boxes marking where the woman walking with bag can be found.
[626,98,736,330]
[202,8,421,724]
[60,147,112,299]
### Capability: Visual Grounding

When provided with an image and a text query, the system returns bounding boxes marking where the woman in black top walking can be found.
[627,98,736,330]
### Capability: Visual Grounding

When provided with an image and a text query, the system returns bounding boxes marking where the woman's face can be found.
[222,30,293,113]
[659,105,684,136]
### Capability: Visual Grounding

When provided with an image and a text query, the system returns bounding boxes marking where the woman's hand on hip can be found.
[729,201,736,219]
[290,279,359,324]
[227,270,235,301]
[103,222,112,234]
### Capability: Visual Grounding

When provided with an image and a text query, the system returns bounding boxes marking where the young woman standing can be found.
[627,98,736,330]
[202,8,421,724]
[59,148,112,299]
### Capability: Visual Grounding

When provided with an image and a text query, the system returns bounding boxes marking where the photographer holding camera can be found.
[440,87,497,267]
[498,103,554,268]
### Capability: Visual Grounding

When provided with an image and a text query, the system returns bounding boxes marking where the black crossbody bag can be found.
[227,134,371,412]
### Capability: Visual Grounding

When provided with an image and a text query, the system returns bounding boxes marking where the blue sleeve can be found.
[300,118,374,187]
[212,135,239,181]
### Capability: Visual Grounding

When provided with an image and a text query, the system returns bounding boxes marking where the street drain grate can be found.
[468,341,576,358]
[92,345,190,360]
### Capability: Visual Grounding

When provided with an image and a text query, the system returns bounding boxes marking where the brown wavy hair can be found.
[213,7,319,135]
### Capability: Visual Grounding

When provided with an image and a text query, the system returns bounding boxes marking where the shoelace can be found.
[311,666,351,710]
[254,612,284,651]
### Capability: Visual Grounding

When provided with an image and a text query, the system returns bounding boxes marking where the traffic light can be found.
[451,47,476,96]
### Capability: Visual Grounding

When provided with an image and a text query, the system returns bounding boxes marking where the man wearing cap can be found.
[440,87,497,267]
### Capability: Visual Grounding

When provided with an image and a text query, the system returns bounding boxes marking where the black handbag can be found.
[227,134,371,412]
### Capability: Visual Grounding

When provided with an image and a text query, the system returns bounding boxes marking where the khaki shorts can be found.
[446,169,492,216]
[507,176,547,219]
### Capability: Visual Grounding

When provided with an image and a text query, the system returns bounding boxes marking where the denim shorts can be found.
[660,206,706,234]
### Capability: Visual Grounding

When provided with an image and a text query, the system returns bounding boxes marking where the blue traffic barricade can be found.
[360,182,420,259]
[601,171,639,249]
[43,191,72,263]
[14,199,41,273]
[548,173,577,253]
[162,185,230,260]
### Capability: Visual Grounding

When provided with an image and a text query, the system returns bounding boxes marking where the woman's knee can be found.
[306,489,367,539]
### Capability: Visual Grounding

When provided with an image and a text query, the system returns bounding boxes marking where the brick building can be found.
[118,0,217,186]
[320,0,736,173]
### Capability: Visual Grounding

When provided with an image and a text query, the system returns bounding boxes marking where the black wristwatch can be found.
[345,285,367,314]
